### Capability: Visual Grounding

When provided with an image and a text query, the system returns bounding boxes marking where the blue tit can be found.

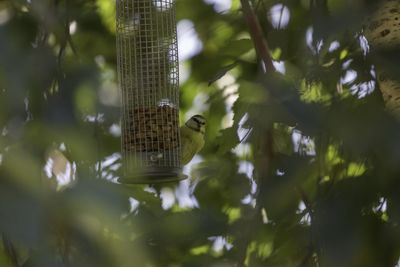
[180,115,206,165]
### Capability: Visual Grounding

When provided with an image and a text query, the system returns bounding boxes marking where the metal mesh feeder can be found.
[116,0,185,183]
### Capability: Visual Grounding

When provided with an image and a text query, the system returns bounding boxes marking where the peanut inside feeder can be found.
[127,106,179,153]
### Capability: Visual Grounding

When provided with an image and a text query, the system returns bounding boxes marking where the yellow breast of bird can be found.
[180,126,205,165]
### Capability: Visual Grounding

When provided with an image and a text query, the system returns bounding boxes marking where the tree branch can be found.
[236,1,276,266]
[239,0,275,176]
[239,0,275,199]
[240,0,275,73]
[239,0,276,183]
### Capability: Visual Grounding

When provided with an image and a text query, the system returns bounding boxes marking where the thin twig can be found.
[95,112,102,179]
[2,234,19,267]
[296,187,319,267]
[296,186,314,220]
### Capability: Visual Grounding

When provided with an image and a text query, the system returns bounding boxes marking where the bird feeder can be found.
[116,0,184,183]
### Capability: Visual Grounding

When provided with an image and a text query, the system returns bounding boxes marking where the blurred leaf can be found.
[208,61,238,86]
[216,126,239,155]
[221,39,253,58]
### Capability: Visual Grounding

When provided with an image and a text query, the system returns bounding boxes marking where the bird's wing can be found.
[180,126,204,165]
[180,128,195,165]
[181,136,198,165]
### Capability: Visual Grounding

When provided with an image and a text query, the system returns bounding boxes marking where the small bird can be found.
[180,114,206,165]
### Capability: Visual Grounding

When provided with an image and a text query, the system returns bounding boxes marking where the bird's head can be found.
[185,114,206,134]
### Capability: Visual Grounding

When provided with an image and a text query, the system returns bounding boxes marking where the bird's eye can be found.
[193,118,201,124]
[192,115,206,126]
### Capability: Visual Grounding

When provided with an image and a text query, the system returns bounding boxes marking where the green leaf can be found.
[222,39,254,57]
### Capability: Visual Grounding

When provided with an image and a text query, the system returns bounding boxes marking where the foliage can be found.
[0,0,399,267]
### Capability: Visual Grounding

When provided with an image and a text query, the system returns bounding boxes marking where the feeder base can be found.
[118,168,187,184]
